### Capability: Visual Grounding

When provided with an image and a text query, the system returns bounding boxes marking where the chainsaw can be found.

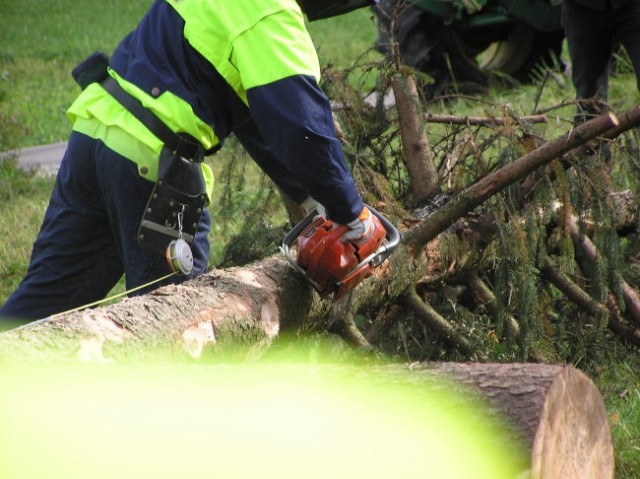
[281,205,401,299]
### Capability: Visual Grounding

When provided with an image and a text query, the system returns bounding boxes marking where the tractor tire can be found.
[373,1,564,98]
[466,25,565,82]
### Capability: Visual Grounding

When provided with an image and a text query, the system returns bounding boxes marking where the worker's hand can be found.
[301,196,326,218]
[341,207,375,244]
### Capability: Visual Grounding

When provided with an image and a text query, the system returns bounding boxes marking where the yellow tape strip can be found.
[49,272,177,319]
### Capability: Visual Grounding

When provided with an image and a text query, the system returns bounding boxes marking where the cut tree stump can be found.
[409,362,615,479]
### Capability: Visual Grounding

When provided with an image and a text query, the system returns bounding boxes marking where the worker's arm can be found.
[231,8,363,225]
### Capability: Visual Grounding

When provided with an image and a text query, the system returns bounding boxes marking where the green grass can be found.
[0,160,54,298]
[307,9,379,67]
[0,1,155,146]
[596,360,640,477]
[0,2,377,147]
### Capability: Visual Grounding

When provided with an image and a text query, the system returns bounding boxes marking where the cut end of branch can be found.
[606,111,619,127]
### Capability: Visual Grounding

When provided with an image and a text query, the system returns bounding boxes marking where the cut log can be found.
[406,362,615,479]
[0,355,614,479]
[0,257,314,362]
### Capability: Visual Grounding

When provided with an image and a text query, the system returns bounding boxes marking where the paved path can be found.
[2,141,67,176]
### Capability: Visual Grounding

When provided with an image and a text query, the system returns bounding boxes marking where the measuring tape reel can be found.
[166,238,194,275]
[138,147,207,275]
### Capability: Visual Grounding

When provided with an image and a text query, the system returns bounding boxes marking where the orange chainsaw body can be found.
[295,215,386,298]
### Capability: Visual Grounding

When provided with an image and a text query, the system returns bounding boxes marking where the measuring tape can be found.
[49,271,178,319]
[49,208,198,318]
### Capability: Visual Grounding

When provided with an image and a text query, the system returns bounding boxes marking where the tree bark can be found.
[390,72,440,203]
[0,257,313,362]
[602,103,640,139]
[425,112,547,125]
[403,362,614,479]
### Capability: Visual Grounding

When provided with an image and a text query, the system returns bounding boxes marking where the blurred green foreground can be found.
[0,360,529,478]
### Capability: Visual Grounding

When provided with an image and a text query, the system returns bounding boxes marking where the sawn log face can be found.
[411,362,614,479]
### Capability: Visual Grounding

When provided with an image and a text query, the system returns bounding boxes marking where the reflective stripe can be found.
[72,116,159,179]
[107,70,219,152]
[72,116,215,202]
[67,71,219,155]
[231,9,320,89]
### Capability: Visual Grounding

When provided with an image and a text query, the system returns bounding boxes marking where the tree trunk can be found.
[0,360,613,479]
[0,257,313,362]
[406,362,614,479]
[390,72,440,204]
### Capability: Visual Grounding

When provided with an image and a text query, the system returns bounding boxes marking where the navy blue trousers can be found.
[0,131,210,325]
[562,0,640,120]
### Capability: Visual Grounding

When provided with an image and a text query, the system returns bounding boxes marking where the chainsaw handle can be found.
[281,212,319,286]
[367,205,402,265]
[281,210,317,268]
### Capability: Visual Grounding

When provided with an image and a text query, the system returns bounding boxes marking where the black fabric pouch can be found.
[72,51,109,90]
[138,147,207,256]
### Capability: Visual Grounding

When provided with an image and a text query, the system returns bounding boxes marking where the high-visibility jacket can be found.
[67,0,363,223]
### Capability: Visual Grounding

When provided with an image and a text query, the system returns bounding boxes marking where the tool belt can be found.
[72,51,211,258]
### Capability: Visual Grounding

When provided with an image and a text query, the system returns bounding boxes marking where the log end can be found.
[531,365,614,479]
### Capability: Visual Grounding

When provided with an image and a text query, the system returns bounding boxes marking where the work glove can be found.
[301,196,327,218]
[341,206,375,244]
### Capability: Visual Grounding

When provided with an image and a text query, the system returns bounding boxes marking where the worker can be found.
[0,0,380,324]
[562,0,640,124]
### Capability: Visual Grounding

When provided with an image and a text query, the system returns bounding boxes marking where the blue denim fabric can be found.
[0,131,210,324]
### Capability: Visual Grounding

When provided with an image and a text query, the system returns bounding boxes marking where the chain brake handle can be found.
[281,204,402,295]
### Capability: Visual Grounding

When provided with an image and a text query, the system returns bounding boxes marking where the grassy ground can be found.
[1,3,639,476]
[0,1,378,147]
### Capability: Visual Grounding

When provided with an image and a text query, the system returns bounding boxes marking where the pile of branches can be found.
[320,56,640,366]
